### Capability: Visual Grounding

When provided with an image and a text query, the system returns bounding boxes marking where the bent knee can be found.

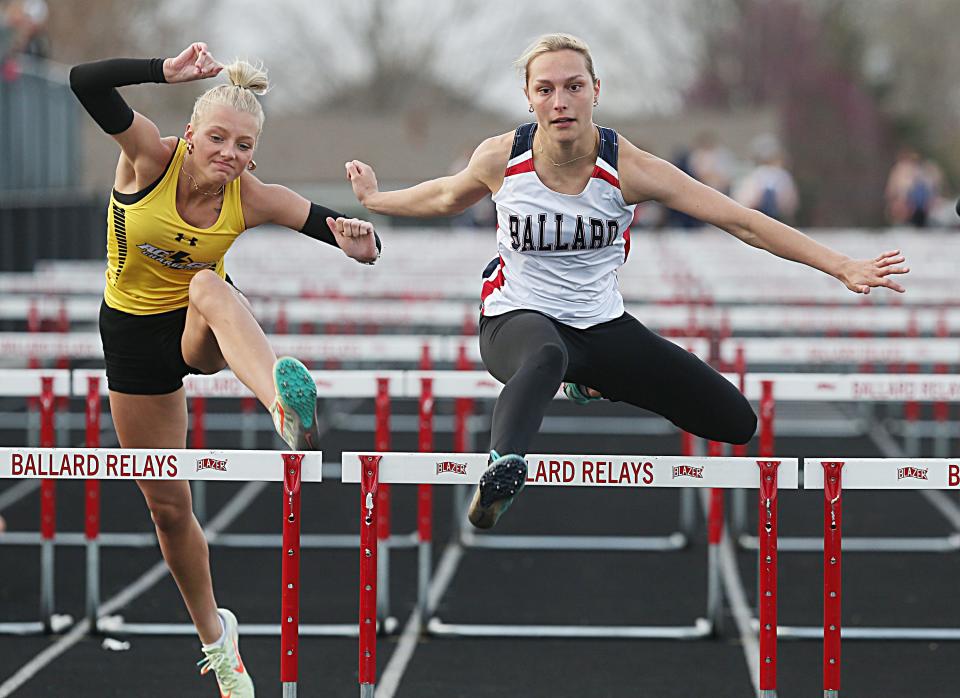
[146,499,194,533]
[531,342,568,379]
[727,404,758,445]
[188,270,230,306]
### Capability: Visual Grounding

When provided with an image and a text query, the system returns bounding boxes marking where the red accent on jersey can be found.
[591,165,620,189]
[623,227,631,261]
[504,159,535,178]
[480,256,506,313]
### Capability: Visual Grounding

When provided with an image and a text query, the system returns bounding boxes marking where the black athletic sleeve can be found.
[300,202,383,262]
[69,58,167,135]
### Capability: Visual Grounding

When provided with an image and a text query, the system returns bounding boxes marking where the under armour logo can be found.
[175,233,198,246]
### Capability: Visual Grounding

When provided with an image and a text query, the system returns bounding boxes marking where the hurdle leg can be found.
[38,376,58,632]
[822,462,844,698]
[85,375,103,625]
[374,377,396,633]
[281,454,303,698]
[757,459,781,698]
[359,456,381,698]
[417,377,434,619]
[191,396,208,525]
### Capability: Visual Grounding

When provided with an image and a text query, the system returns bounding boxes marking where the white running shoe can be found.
[270,356,321,451]
[198,608,255,697]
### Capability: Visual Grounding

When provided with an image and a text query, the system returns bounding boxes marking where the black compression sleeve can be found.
[69,58,166,135]
[300,203,383,259]
[299,203,344,247]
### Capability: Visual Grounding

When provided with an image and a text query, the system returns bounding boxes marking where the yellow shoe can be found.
[198,608,254,697]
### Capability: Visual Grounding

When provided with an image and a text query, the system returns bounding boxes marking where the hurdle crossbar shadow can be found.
[733,374,960,554]
[783,459,960,698]
[0,446,317,697]
[343,451,799,698]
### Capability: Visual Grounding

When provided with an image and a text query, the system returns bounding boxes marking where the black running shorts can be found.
[99,299,199,395]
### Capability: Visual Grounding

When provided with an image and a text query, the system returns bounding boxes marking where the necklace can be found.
[536,130,598,167]
[181,168,224,197]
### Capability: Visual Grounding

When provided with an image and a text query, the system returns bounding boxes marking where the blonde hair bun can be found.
[224,60,269,95]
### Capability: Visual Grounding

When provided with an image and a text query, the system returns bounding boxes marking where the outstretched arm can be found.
[619,140,909,294]
[346,133,510,218]
[241,176,380,264]
[70,43,223,180]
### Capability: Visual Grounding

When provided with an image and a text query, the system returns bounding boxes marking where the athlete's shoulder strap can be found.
[509,123,537,160]
[597,126,619,171]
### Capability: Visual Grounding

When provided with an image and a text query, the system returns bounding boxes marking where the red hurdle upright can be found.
[281,453,304,698]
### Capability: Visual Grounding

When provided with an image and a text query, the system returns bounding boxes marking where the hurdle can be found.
[789,459,960,697]
[343,451,798,698]
[0,446,318,697]
[736,374,960,554]
[0,370,72,634]
[68,369,405,637]
[410,369,706,555]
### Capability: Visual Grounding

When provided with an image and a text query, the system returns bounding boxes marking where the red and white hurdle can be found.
[343,451,799,698]
[0,446,319,697]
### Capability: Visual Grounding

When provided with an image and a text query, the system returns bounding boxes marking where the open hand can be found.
[837,249,909,294]
[163,43,223,84]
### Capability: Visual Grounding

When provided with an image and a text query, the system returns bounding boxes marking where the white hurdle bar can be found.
[343,452,799,698]
[0,447,319,697]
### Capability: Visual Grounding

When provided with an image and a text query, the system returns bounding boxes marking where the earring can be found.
[246,160,257,172]
[528,105,534,113]
[593,99,598,107]
[186,141,194,155]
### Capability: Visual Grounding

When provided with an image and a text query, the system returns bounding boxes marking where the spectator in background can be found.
[688,130,735,195]
[1,0,47,81]
[734,133,799,223]
[2,0,48,58]
[885,147,944,227]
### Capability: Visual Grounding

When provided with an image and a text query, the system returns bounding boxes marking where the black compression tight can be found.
[478,310,757,457]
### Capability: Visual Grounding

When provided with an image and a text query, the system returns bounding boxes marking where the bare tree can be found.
[146,0,721,118]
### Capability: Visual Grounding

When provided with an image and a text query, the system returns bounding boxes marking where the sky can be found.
[156,0,713,118]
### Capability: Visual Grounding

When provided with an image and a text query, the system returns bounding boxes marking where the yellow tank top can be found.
[104,139,245,314]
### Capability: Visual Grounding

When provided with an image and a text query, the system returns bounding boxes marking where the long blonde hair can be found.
[515,33,596,85]
[190,60,269,135]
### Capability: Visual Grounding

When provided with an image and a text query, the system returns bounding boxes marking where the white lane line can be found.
[703,489,762,698]
[375,542,465,698]
[0,481,266,697]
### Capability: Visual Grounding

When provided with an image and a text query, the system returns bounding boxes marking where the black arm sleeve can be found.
[69,58,166,135]
[300,203,383,257]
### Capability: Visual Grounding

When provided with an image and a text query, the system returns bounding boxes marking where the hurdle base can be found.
[824,691,838,698]
[426,616,713,640]
[460,529,688,552]
[738,533,960,554]
[770,621,960,641]
[0,614,72,635]
[360,683,374,698]
[0,531,157,547]
[282,681,297,697]
[96,616,364,637]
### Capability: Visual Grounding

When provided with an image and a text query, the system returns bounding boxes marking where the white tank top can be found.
[481,123,636,329]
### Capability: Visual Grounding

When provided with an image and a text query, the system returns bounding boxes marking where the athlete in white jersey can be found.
[346,33,909,530]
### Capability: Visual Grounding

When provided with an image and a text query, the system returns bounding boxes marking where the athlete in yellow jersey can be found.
[71,42,381,697]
